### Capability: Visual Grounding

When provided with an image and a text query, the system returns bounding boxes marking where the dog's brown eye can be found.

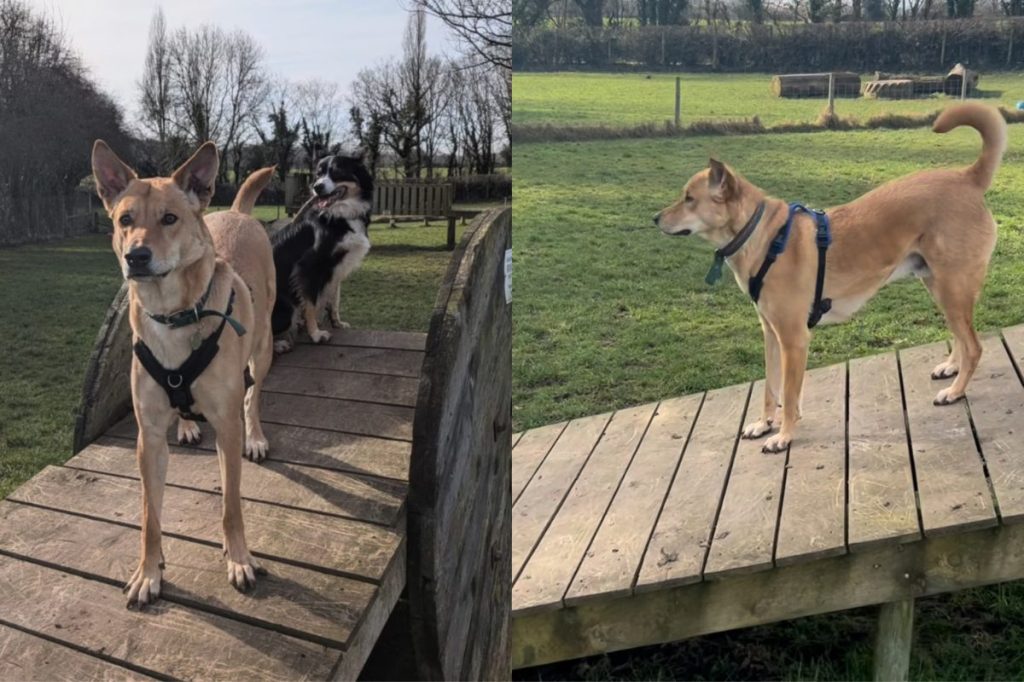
[161,213,177,226]
[119,214,132,227]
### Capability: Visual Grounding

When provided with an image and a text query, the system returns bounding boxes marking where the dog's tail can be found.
[932,103,1007,190]
[231,166,276,214]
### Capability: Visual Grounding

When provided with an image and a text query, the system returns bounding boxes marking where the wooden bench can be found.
[0,207,511,680]
[511,328,1024,680]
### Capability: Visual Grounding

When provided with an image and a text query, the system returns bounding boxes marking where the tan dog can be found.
[655,103,1006,453]
[92,140,276,606]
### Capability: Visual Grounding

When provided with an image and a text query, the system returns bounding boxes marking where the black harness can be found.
[705,201,833,329]
[133,282,250,422]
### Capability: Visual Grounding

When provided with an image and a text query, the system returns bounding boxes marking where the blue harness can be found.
[710,202,833,329]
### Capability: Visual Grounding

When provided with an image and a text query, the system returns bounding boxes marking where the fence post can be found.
[828,72,836,117]
[1008,21,1015,68]
[661,27,666,66]
[961,70,967,100]
[674,77,681,128]
[940,30,946,68]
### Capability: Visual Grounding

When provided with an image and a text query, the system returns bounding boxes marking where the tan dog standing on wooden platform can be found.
[654,103,1006,454]
[92,140,275,606]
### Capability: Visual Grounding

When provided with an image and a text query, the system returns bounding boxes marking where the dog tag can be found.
[190,330,202,350]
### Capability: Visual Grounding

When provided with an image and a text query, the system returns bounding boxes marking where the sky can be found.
[25,0,458,120]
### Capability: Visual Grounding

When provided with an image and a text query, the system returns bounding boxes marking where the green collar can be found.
[146,279,247,337]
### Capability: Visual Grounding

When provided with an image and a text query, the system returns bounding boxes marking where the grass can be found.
[512,71,1024,129]
[512,124,1024,679]
[0,209,465,499]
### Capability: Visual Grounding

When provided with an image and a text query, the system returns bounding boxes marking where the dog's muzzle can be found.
[125,246,154,277]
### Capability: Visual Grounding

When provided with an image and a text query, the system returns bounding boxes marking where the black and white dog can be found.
[270,154,373,352]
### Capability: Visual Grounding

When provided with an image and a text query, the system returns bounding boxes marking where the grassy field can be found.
[513,121,1024,678]
[512,71,1024,128]
[0,210,464,500]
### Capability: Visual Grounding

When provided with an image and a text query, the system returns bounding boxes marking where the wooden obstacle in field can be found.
[0,207,511,680]
[771,71,861,98]
[865,64,980,99]
[512,327,1024,680]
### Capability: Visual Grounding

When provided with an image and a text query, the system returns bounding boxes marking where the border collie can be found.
[270,154,373,352]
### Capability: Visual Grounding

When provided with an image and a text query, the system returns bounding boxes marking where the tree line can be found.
[514,0,1021,26]
[514,14,1024,70]
[137,6,510,186]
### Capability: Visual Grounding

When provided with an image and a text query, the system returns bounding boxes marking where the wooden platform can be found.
[0,329,424,681]
[512,326,1024,669]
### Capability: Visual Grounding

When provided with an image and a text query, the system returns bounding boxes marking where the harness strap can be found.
[746,202,832,329]
[133,290,242,422]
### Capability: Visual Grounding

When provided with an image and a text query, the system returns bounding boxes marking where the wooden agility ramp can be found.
[0,207,511,681]
[512,327,1024,680]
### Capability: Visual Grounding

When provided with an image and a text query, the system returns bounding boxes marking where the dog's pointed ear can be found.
[708,158,735,201]
[172,141,219,211]
[92,140,137,213]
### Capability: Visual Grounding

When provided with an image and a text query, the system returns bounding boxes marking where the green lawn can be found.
[513,125,1024,679]
[0,211,463,499]
[513,71,1024,128]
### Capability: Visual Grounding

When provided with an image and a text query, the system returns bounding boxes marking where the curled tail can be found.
[231,166,276,214]
[932,103,1007,190]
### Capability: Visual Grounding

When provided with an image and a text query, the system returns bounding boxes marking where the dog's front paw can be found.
[124,560,163,609]
[330,317,351,329]
[177,419,202,446]
[742,419,773,439]
[245,434,269,463]
[762,433,791,454]
[273,338,293,354]
[225,551,266,592]
[931,361,959,380]
[934,387,965,405]
[309,329,331,344]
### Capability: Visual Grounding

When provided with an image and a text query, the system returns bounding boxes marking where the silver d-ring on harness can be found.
[167,374,183,388]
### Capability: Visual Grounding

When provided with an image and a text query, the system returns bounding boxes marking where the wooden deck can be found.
[0,329,425,681]
[512,326,1024,669]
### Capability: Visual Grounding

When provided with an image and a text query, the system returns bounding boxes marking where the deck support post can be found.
[873,598,914,682]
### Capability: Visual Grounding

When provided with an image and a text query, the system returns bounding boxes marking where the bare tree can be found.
[293,79,344,171]
[137,8,178,171]
[416,0,512,70]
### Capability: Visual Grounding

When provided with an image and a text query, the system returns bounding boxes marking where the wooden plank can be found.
[636,383,748,590]
[704,380,787,578]
[847,352,920,551]
[513,521,1024,669]
[263,365,419,407]
[511,421,568,504]
[0,555,338,680]
[260,393,414,441]
[297,328,426,351]
[106,415,411,481]
[511,412,611,583]
[774,363,847,566]
[512,403,657,615]
[9,466,401,582]
[274,345,424,378]
[0,501,376,649]
[66,438,405,526]
[0,622,151,681]
[972,332,1024,523]
[899,342,997,535]
[566,394,704,605]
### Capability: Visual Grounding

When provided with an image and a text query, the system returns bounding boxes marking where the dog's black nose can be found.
[125,246,152,268]
[312,181,328,197]
[652,213,661,226]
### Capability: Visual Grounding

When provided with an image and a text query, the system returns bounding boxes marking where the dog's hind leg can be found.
[921,277,961,380]
[207,398,265,591]
[176,417,202,446]
[126,409,173,608]
[743,315,781,439]
[929,273,985,405]
[244,327,272,462]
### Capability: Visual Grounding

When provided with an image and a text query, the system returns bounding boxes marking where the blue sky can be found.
[27,0,456,117]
